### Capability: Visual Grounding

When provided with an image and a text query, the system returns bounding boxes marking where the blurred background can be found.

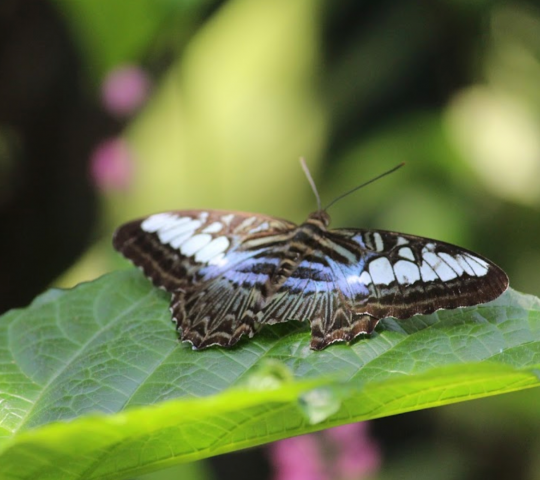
[1,0,540,479]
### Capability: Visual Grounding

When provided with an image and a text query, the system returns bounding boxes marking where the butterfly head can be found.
[307,210,331,228]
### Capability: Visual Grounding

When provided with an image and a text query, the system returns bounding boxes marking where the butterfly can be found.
[113,161,509,350]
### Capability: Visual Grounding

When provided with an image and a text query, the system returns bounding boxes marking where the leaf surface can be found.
[1,269,539,479]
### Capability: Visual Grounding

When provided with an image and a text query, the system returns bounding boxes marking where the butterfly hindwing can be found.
[254,254,380,350]
[170,253,286,348]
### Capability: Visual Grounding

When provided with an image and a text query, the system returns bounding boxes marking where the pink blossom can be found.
[90,137,134,192]
[269,423,381,480]
[269,435,329,480]
[101,65,150,117]
[325,422,369,444]
[325,423,381,479]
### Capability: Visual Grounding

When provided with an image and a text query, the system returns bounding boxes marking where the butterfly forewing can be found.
[329,228,509,319]
[113,209,296,290]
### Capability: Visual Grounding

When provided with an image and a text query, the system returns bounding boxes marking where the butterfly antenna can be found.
[324,162,405,210]
[300,157,322,212]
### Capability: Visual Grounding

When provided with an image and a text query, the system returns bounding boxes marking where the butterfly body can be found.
[113,207,508,350]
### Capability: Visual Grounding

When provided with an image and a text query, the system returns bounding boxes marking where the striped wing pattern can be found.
[113,210,509,350]
[113,210,297,347]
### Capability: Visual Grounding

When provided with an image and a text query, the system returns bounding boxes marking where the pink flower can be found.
[101,65,150,117]
[90,138,134,192]
[269,435,329,480]
[268,423,381,480]
[325,423,381,479]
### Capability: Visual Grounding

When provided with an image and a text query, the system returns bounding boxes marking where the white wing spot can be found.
[180,233,212,256]
[158,219,201,244]
[221,214,234,225]
[455,255,475,276]
[199,211,209,222]
[141,213,178,232]
[398,247,415,261]
[195,236,230,263]
[464,254,489,277]
[170,231,196,249]
[373,232,384,252]
[420,261,438,282]
[159,216,192,232]
[208,252,227,266]
[422,243,436,252]
[359,270,372,285]
[249,221,270,234]
[237,216,257,230]
[423,252,457,281]
[396,236,409,246]
[347,270,372,285]
[202,222,223,234]
[438,253,464,276]
[394,260,421,285]
[369,257,395,285]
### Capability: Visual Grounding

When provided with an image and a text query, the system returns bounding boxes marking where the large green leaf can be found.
[1,269,539,480]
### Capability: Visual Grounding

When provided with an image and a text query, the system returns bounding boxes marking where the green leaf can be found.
[1,269,539,480]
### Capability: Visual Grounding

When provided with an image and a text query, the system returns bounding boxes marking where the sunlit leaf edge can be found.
[0,362,539,480]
